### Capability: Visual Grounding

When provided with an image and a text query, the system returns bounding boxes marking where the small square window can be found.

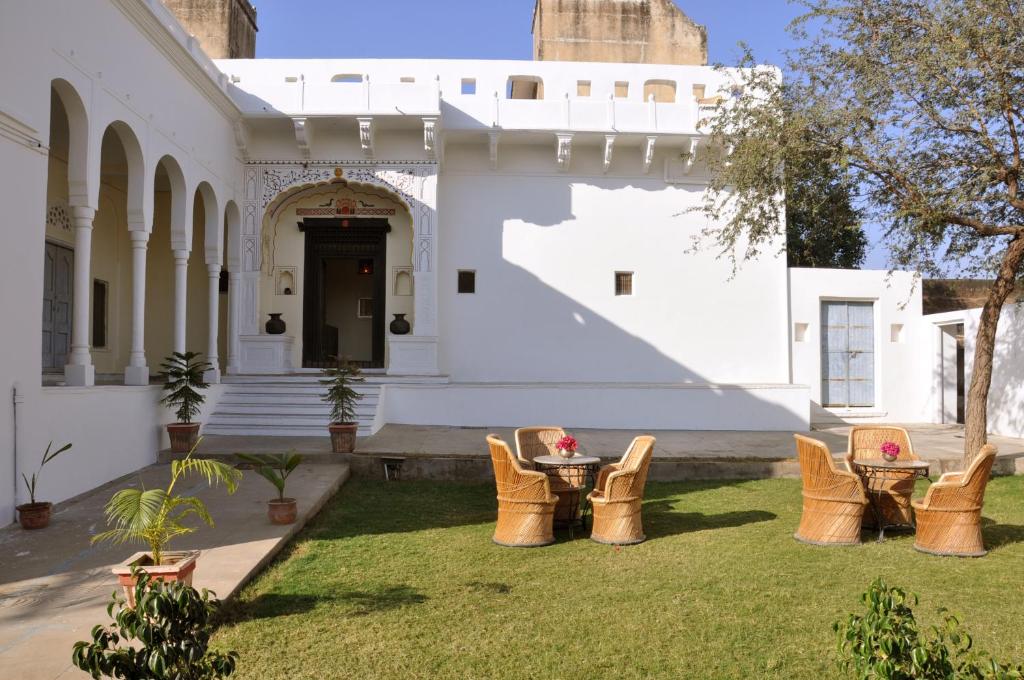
[890,323,905,343]
[794,322,809,342]
[357,298,373,318]
[614,81,629,99]
[614,272,633,296]
[400,76,416,83]
[461,78,476,95]
[577,80,592,97]
[457,270,476,294]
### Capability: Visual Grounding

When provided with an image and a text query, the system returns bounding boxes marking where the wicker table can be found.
[853,459,931,542]
[533,455,601,537]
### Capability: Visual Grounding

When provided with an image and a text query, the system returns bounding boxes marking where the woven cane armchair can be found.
[588,436,656,545]
[794,434,868,546]
[913,444,997,557]
[487,435,558,547]
[845,426,920,527]
[515,426,578,522]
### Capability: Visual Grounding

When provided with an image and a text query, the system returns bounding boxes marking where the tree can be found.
[696,0,1024,464]
[786,144,867,268]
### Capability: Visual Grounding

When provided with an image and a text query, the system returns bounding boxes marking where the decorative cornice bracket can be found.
[643,136,657,174]
[556,132,573,172]
[357,117,375,159]
[683,137,699,174]
[291,117,310,159]
[603,135,616,174]
[488,131,500,170]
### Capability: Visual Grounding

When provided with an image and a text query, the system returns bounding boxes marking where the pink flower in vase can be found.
[880,441,901,461]
[556,435,578,457]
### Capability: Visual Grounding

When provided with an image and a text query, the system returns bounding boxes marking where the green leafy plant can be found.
[160,351,212,424]
[72,568,239,679]
[92,443,241,565]
[320,357,364,424]
[22,441,72,504]
[834,578,1023,679]
[235,452,303,501]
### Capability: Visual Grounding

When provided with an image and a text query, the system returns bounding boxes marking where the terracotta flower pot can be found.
[329,423,357,453]
[17,502,52,530]
[112,550,199,608]
[268,498,297,524]
[167,423,201,453]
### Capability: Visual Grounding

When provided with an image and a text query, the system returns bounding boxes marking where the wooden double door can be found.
[43,241,73,371]
[300,217,389,369]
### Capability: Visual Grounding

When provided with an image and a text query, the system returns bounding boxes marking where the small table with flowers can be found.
[852,459,931,542]
[532,454,602,538]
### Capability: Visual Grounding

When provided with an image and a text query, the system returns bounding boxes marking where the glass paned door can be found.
[821,301,875,407]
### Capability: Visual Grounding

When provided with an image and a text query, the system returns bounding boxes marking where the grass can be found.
[213,476,1024,679]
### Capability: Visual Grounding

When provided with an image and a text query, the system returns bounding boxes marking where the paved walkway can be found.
[0,463,349,680]
[188,423,1024,467]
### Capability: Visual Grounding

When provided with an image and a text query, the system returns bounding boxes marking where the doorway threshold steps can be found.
[205,374,382,437]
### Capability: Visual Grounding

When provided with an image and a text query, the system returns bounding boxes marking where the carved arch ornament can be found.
[241,161,437,275]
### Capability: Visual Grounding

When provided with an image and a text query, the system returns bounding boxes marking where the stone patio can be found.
[0,463,349,680]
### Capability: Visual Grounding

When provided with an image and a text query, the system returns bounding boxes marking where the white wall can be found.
[0,0,242,522]
[437,142,792,386]
[926,305,1024,439]
[789,268,930,425]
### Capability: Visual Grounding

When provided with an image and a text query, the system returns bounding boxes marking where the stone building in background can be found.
[532,0,707,66]
[163,0,257,59]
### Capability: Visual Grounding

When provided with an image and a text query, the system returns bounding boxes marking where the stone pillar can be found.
[173,249,189,354]
[226,270,241,373]
[124,230,151,385]
[205,262,221,383]
[65,206,96,386]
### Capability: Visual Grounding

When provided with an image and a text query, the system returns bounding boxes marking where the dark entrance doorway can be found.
[300,217,389,369]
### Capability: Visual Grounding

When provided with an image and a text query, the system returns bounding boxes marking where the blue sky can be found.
[253,1,889,268]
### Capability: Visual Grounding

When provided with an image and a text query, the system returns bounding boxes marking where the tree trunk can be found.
[963,236,1024,466]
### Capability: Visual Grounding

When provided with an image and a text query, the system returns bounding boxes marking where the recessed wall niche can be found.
[393,267,413,296]
[274,267,296,296]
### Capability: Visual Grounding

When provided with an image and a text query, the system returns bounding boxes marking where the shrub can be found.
[72,569,238,679]
[320,357,364,424]
[834,578,1023,679]
[160,351,212,424]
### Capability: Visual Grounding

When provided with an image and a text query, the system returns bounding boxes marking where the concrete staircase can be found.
[204,374,380,438]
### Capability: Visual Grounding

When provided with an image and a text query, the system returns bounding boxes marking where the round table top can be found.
[533,455,601,466]
[853,459,930,471]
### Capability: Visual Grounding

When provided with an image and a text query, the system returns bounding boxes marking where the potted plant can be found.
[160,351,212,453]
[92,442,241,607]
[881,441,901,462]
[73,569,239,679]
[555,434,579,459]
[236,452,303,524]
[17,440,72,529]
[321,357,364,453]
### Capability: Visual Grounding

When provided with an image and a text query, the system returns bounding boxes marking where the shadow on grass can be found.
[982,519,1024,551]
[222,585,428,623]
[642,499,777,540]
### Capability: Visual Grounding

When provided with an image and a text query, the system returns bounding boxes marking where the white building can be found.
[1,0,1019,521]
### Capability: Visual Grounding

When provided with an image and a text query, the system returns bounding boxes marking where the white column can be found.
[205,262,221,383]
[65,206,96,386]
[124,230,150,385]
[173,249,189,354]
[226,270,241,374]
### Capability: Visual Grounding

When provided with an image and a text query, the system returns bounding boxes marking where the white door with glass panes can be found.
[820,301,875,407]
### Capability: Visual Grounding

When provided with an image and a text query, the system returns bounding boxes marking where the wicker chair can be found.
[794,434,868,546]
[487,435,558,547]
[587,436,656,545]
[515,426,578,523]
[913,445,997,557]
[844,426,920,527]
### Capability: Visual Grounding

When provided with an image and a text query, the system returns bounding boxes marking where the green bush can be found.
[834,578,1023,679]
[72,569,238,679]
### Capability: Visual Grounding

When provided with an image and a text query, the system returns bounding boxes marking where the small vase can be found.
[882,452,898,463]
[266,313,286,334]
[389,313,411,335]
[556,447,575,460]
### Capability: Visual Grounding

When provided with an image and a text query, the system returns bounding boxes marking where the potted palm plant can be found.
[321,357,364,453]
[17,441,72,529]
[161,351,212,453]
[236,452,303,524]
[93,442,241,607]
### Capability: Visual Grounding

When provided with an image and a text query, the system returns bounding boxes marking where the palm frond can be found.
[166,495,215,528]
[172,458,241,494]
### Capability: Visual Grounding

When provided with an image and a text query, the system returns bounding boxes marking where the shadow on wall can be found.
[435,171,798,428]
[984,303,1024,439]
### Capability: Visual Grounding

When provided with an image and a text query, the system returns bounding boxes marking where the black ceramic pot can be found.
[389,313,411,335]
[266,313,286,334]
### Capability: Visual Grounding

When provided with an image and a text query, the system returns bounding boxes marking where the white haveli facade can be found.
[1,0,1021,521]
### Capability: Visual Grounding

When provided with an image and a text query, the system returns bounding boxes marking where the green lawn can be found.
[213,476,1024,679]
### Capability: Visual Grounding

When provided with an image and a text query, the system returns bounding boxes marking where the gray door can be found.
[42,242,73,371]
[821,301,875,407]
